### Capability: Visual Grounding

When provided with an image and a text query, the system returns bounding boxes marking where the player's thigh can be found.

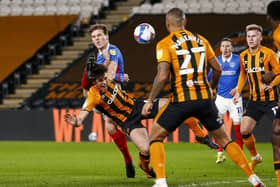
[215,95,230,115]
[229,96,243,123]
[130,127,149,153]
[104,115,117,134]
[197,100,223,131]
[156,102,192,132]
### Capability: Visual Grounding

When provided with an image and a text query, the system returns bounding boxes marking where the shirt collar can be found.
[222,53,232,63]
[98,43,110,55]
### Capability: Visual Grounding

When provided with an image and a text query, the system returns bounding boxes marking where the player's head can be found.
[87,63,108,90]
[165,8,186,32]
[220,38,233,58]
[267,1,280,21]
[88,24,109,50]
[245,24,263,50]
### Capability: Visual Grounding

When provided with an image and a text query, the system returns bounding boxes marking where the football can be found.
[134,23,155,44]
[88,132,97,142]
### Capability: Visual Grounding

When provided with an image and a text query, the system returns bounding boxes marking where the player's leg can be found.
[214,95,229,163]
[240,116,262,170]
[211,126,265,187]
[230,96,243,149]
[183,117,218,149]
[149,102,188,187]
[129,127,156,178]
[149,122,169,187]
[104,116,134,178]
[272,116,280,187]
[201,100,265,187]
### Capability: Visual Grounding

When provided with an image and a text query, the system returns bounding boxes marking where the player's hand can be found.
[212,89,217,100]
[262,71,275,84]
[261,83,273,91]
[124,73,130,83]
[64,113,78,127]
[230,88,237,96]
[233,92,240,105]
[142,100,153,117]
[101,49,110,66]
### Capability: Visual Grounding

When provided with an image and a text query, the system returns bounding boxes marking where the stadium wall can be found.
[0,109,272,142]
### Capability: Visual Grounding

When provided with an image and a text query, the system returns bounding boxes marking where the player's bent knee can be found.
[272,120,280,136]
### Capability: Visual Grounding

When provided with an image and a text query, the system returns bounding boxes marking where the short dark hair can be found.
[88,24,108,35]
[267,0,280,21]
[87,63,107,81]
[166,8,186,26]
[220,37,233,45]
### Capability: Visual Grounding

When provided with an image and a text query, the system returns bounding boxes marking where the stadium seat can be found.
[22,0,34,7]
[151,3,164,14]
[57,5,69,15]
[45,5,57,15]
[33,6,46,15]
[69,5,81,15]
[0,6,11,16]
[45,0,57,6]
[22,6,34,16]
[0,0,11,6]
[10,6,23,16]
[33,0,45,7]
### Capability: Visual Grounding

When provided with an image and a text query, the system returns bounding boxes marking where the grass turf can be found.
[0,142,276,187]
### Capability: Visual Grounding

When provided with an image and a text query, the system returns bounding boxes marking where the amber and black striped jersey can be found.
[237,45,280,102]
[273,24,280,58]
[156,29,216,102]
[85,81,135,125]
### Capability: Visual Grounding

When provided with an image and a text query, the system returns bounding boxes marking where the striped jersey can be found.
[85,81,135,125]
[273,24,280,58]
[96,43,125,83]
[238,45,280,102]
[156,29,216,102]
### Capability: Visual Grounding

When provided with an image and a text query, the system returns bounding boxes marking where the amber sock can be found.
[274,161,280,186]
[225,141,254,177]
[150,141,165,179]
[242,134,258,157]
[184,117,206,138]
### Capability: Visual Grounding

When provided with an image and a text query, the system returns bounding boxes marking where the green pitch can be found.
[0,142,276,187]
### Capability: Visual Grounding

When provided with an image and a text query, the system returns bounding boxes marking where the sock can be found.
[243,134,258,157]
[274,161,280,186]
[150,141,165,179]
[110,129,132,165]
[233,124,243,149]
[225,141,254,177]
[184,117,206,138]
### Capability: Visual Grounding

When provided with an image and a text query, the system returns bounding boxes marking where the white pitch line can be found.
[177,177,275,187]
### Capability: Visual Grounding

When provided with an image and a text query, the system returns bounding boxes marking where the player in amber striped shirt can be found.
[142,8,265,187]
[267,1,280,186]
[233,24,280,175]
[65,63,217,179]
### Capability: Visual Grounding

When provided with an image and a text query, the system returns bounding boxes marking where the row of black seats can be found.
[0,24,82,105]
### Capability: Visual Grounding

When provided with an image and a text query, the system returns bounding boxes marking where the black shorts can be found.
[122,99,159,134]
[156,99,223,132]
[244,100,278,121]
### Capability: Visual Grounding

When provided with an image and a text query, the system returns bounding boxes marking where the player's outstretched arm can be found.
[64,110,89,127]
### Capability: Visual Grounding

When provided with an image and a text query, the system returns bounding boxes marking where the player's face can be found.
[94,75,108,93]
[246,30,262,50]
[220,41,233,58]
[91,29,108,50]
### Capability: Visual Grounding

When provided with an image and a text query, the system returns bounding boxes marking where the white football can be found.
[88,132,97,142]
[134,23,155,44]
